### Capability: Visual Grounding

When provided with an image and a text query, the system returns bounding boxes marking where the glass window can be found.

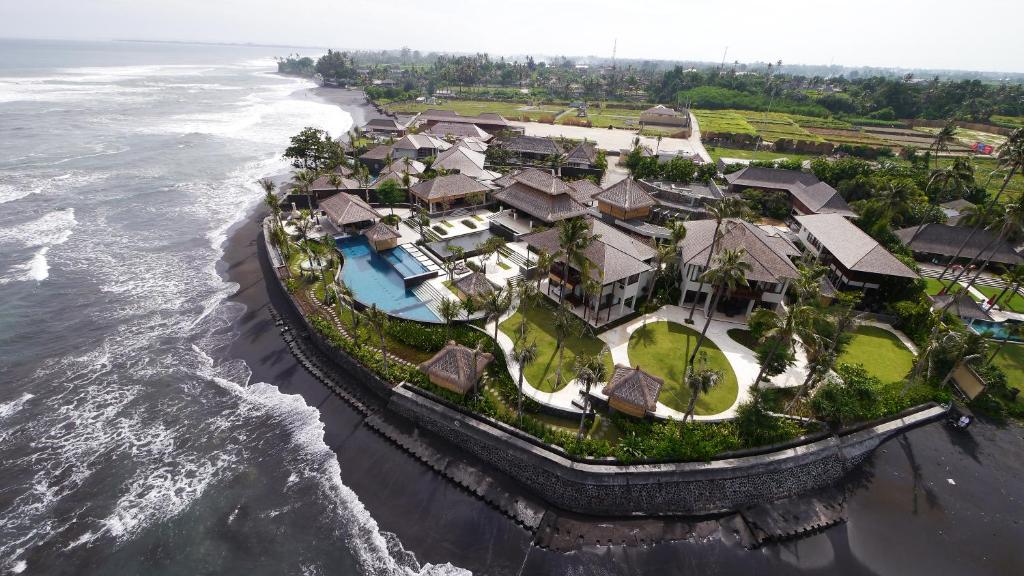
[627,273,639,285]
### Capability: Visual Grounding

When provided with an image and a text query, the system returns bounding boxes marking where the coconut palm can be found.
[365,304,390,375]
[929,120,958,169]
[327,173,344,195]
[337,280,358,330]
[552,302,575,387]
[688,247,751,368]
[682,351,722,424]
[259,178,280,226]
[292,169,318,210]
[951,199,1024,291]
[786,292,861,410]
[512,340,538,426]
[534,249,559,293]
[437,297,463,340]
[686,197,748,323]
[644,242,677,309]
[748,297,819,391]
[556,217,596,307]
[666,218,687,246]
[482,286,511,342]
[986,265,1024,312]
[574,349,608,441]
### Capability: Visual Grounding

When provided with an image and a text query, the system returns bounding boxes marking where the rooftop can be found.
[795,213,918,279]
[432,146,500,180]
[363,221,401,242]
[602,364,664,413]
[492,168,588,223]
[393,134,451,152]
[680,218,801,284]
[410,173,491,201]
[896,223,1023,265]
[523,217,656,283]
[418,341,494,395]
[596,178,658,211]
[453,271,496,298]
[319,192,381,226]
[725,166,855,217]
[424,121,493,142]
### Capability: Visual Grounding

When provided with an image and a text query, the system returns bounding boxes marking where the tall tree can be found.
[686,197,748,323]
[365,304,390,375]
[988,265,1024,311]
[574,350,608,441]
[482,286,511,342]
[437,297,463,340]
[682,351,722,424]
[556,218,596,308]
[513,340,538,426]
[688,248,751,368]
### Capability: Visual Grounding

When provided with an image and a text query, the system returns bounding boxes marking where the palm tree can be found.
[534,249,559,293]
[666,218,688,246]
[512,340,538,426]
[929,120,958,169]
[787,292,861,409]
[688,248,751,368]
[574,350,608,441]
[556,218,596,307]
[292,169,318,210]
[950,199,1024,292]
[682,351,721,424]
[645,242,677,309]
[748,297,818,391]
[686,197,747,323]
[482,287,511,342]
[259,178,280,227]
[438,297,462,340]
[337,280,359,330]
[937,128,1024,281]
[365,304,390,375]
[553,302,575,388]
[583,277,602,322]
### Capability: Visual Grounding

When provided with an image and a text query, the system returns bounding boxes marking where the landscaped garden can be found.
[838,326,915,384]
[973,284,1024,314]
[498,300,613,392]
[626,321,739,415]
[991,343,1024,399]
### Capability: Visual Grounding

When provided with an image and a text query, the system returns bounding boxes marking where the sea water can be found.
[0,39,466,576]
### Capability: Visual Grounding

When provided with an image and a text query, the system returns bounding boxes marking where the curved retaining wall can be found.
[260,218,946,516]
[388,385,945,516]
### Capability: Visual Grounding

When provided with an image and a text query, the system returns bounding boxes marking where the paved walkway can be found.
[487,303,809,422]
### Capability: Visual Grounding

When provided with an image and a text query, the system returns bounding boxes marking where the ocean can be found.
[0,39,465,575]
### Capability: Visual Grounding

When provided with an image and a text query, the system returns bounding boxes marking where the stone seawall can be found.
[260,218,946,516]
[388,385,945,516]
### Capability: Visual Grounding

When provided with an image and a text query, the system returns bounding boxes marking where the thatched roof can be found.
[363,222,400,242]
[603,364,664,413]
[418,341,494,394]
[932,293,992,321]
[726,166,854,217]
[410,173,490,201]
[596,178,657,211]
[319,193,380,226]
[453,271,495,297]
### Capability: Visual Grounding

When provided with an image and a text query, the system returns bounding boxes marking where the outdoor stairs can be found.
[920,267,1023,295]
[498,246,528,269]
[411,281,450,318]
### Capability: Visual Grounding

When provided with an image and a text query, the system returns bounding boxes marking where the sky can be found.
[1,0,1022,73]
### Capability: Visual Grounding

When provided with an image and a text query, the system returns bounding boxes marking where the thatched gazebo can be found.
[602,364,664,417]
[362,222,401,252]
[418,341,494,395]
[453,271,495,299]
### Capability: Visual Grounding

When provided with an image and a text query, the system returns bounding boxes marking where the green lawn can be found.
[498,301,613,393]
[626,321,739,415]
[838,326,916,383]
[991,343,1024,398]
[386,99,564,122]
[707,146,820,164]
[693,109,756,135]
[973,284,1024,314]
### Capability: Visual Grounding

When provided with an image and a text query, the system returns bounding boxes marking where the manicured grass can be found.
[990,343,1024,399]
[498,301,613,393]
[974,284,1024,313]
[626,321,739,415]
[496,261,511,270]
[386,99,564,122]
[708,146,820,164]
[924,277,947,296]
[727,328,759,351]
[838,326,915,384]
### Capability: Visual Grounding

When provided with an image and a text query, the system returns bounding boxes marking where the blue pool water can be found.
[335,236,440,323]
[382,245,429,278]
[971,319,1024,341]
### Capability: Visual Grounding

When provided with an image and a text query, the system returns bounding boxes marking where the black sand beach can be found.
[215,89,1024,575]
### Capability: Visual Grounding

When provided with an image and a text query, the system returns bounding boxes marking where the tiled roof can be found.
[932,293,992,321]
[725,166,855,217]
[453,271,496,297]
[596,178,657,210]
[642,104,682,117]
[370,170,419,189]
[504,135,561,156]
[896,224,1022,265]
[522,217,655,283]
[796,214,918,278]
[418,341,494,395]
[425,122,492,141]
[382,158,426,176]
[680,218,800,284]
[319,192,380,226]
[393,134,450,152]
[564,141,597,164]
[566,179,603,204]
[359,144,393,160]
[362,221,400,242]
[602,364,664,413]
[310,174,361,192]
[418,109,512,128]
[362,118,405,131]
[491,168,588,223]
[432,146,499,180]
[410,173,490,201]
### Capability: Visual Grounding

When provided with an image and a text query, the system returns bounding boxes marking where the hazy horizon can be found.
[1,0,1022,74]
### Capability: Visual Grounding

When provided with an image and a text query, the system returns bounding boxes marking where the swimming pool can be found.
[971,319,1024,341]
[382,245,429,279]
[335,236,440,323]
[425,229,498,260]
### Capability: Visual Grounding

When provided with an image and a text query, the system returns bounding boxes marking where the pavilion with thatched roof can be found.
[453,271,495,299]
[418,341,494,395]
[362,221,401,252]
[319,192,381,230]
[602,364,664,417]
[932,292,992,322]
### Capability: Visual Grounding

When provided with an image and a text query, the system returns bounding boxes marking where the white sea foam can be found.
[0,208,77,284]
[0,393,34,420]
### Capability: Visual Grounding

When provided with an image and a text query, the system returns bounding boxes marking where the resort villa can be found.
[358,144,394,173]
[794,213,918,297]
[640,179,725,220]
[725,166,855,218]
[392,134,451,160]
[360,117,407,139]
[415,109,515,134]
[523,217,656,326]
[896,223,1023,268]
[502,135,563,164]
[318,191,382,233]
[491,168,589,229]
[679,218,801,317]
[594,177,658,221]
[409,173,492,214]
[424,121,493,142]
[431,145,501,181]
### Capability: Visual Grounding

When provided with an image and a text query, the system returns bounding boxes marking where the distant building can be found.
[416,109,514,134]
[639,105,691,136]
[896,223,1023,267]
[940,199,975,226]
[361,118,407,138]
[319,192,381,231]
[358,144,393,174]
[423,121,493,142]
[725,166,855,218]
[502,135,562,164]
[432,146,501,181]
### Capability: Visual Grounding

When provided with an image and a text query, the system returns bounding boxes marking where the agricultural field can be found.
[914,125,1007,149]
[706,146,821,164]
[693,109,756,135]
[991,115,1024,129]
[564,105,643,129]
[385,99,565,122]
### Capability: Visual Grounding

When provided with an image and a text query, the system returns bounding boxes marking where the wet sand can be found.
[215,89,1024,575]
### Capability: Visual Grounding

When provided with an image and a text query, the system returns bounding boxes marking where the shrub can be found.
[432,224,448,236]
[460,218,477,229]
